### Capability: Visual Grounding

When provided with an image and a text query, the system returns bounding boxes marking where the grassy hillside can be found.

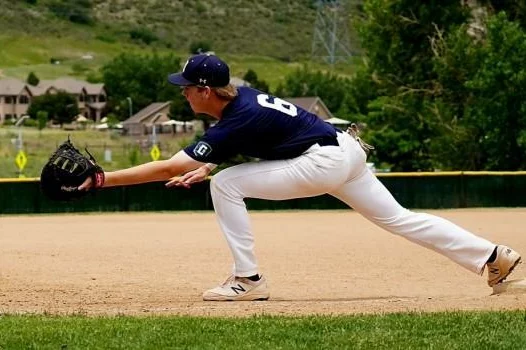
[0,0,362,88]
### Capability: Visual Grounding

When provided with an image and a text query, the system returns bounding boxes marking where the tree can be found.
[430,13,526,170]
[242,69,270,93]
[26,72,39,86]
[101,53,181,120]
[36,111,48,132]
[27,92,79,125]
[189,41,212,54]
[169,94,194,132]
[275,66,352,116]
[482,0,526,29]
[351,0,470,170]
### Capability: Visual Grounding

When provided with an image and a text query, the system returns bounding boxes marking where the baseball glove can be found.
[40,138,105,201]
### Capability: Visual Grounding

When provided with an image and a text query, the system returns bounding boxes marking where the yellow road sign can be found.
[150,145,161,161]
[15,150,27,171]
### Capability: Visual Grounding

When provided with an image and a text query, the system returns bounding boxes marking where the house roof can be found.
[285,96,334,120]
[0,77,106,97]
[38,78,85,94]
[122,102,172,125]
[0,78,26,96]
[285,97,319,111]
[26,84,47,96]
[85,83,105,95]
[38,78,104,95]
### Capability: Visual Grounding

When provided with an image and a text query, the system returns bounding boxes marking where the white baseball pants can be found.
[210,132,496,277]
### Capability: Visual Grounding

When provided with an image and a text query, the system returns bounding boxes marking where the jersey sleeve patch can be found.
[193,141,213,158]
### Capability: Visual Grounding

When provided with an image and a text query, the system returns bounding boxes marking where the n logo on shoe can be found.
[231,284,246,295]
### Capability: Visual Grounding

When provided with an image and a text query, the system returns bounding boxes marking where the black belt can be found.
[317,135,339,147]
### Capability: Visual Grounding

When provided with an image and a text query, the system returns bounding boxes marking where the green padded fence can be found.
[1,172,526,214]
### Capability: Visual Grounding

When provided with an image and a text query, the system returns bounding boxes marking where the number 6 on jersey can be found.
[257,94,298,117]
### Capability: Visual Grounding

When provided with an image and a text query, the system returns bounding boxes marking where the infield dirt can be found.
[1,209,525,316]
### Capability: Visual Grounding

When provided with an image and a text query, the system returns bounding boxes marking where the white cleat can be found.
[487,245,522,287]
[203,275,270,301]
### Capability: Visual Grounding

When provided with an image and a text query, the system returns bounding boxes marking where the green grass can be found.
[0,127,194,178]
[0,33,167,81]
[0,311,525,349]
[0,0,363,89]
[0,33,363,91]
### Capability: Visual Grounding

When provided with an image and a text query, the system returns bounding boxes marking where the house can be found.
[121,102,171,136]
[0,77,107,124]
[37,78,107,122]
[284,96,334,120]
[285,96,351,126]
[0,78,32,123]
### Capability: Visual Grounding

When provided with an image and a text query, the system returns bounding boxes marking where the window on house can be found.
[19,96,29,104]
[6,114,12,120]
[99,95,106,102]
[79,95,85,102]
[5,97,12,104]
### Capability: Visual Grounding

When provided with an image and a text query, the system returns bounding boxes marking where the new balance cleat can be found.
[203,275,270,301]
[487,245,522,287]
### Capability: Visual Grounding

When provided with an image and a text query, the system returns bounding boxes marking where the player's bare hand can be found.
[166,166,209,188]
[78,177,93,191]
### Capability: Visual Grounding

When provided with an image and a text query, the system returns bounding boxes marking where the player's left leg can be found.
[328,165,520,284]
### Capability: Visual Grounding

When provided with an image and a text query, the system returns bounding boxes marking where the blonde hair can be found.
[212,84,238,101]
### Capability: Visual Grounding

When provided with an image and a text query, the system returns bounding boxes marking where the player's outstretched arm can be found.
[78,151,204,190]
[165,163,217,188]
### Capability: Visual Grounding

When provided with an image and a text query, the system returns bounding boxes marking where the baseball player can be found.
[80,53,521,301]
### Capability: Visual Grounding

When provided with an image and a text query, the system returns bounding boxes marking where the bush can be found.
[48,0,95,25]
[129,28,158,45]
[189,40,212,54]
[95,34,116,43]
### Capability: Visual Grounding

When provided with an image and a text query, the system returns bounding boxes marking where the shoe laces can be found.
[221,275,237,286]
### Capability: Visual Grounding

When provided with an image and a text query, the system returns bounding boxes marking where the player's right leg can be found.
[205,133,362,300]
[329,167,521,285]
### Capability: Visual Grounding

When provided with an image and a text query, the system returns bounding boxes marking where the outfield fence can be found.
[1,172,526,214]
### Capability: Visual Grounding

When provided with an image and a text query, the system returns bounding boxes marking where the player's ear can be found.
[201,86,212,98]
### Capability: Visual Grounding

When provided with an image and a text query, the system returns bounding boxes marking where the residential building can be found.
[121,102,171,136]
[0,77,107,124]
[285,96,351,126]
[284,96,334,120]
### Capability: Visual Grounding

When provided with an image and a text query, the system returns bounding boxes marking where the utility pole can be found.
[126,97,133,119]
[311,0,353,64]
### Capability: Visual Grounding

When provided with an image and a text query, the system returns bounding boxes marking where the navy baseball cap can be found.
[168,54,230,87]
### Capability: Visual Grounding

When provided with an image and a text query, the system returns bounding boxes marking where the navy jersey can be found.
[184,87,339,164]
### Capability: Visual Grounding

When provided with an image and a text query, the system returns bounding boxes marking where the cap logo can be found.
[182,59,190,72]
[199,78,207,85]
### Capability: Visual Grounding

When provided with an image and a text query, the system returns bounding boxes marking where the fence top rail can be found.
[0,177,40,183]
[377,171,526,177]
[3,171,526,183]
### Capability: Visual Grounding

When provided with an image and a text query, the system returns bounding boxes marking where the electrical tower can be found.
[311,0,353,64]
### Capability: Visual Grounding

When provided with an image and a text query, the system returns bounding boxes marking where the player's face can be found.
[181,86,210,114]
